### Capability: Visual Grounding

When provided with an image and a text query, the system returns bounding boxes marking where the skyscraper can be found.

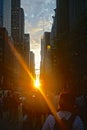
[0,0,11,36]
[3,0,11,36]
[0,0,3,27]
[24,33,30,66]
[11,0,21,42]
[19,8,24,43]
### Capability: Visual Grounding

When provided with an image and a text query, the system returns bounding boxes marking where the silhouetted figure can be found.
[42,91,85,130]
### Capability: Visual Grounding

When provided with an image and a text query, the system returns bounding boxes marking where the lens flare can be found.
[34,76,41,89]
[8,39,34,82]
[7,36,62,128]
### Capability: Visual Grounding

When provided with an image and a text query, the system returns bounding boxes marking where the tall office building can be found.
[56,0,69,36]
[69,0,87,31]
[11,0,20,9]
[11,0,21,42]
[0,0,11,36]
[24,33,30,66]
[0,0,24,41]
[19,8,24,42]
[0,0,3,27]
[0,28,14,89]
[50,0,87,92]
[3,0,11,36]
[56,0,87,32]
[30,51,35,77]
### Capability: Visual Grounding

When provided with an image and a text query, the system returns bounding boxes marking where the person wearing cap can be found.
[42,91,85,130]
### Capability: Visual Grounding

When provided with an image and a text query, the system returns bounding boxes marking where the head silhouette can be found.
[58,91,76,112]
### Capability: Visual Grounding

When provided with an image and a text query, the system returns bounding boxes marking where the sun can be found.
[34,74,41,89]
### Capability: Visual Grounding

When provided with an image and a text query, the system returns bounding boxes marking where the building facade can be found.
[11,0,21,42]
[49,0,87,93]
[30,51,35,78]
[0,28,14,89]
[0,0,3,27]
[24,33,30,66]
[0,0,11,36]
[3,0,11,36]
[19,8,24,43]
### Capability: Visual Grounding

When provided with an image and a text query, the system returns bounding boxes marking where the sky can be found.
[21,0,56,73]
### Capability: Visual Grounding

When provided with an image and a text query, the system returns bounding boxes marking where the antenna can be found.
[42,17,44,33]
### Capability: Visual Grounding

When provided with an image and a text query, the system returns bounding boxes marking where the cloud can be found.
[22,0,55,24]
[21,0,56,69]
[30,28,43,34]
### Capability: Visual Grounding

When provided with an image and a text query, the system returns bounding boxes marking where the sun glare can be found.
[34,75,41,89]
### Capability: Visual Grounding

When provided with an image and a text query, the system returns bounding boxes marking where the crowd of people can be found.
[0,89,87,130]
[0,90,21,123]
[42,91,87,130]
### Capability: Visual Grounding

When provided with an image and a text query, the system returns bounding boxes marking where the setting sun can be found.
[34,74,41,89]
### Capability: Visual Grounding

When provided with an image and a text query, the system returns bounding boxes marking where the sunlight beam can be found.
[8,39,35,82]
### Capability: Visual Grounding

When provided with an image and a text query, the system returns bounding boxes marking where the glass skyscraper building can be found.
[11,0,21,42]
[3,0,11,36]
[0,0,3,27]
[0,0,11,36]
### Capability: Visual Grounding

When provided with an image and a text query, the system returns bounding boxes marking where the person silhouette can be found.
[42,91,85,130]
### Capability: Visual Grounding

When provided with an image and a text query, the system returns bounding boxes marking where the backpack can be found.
[53,114,75,130]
